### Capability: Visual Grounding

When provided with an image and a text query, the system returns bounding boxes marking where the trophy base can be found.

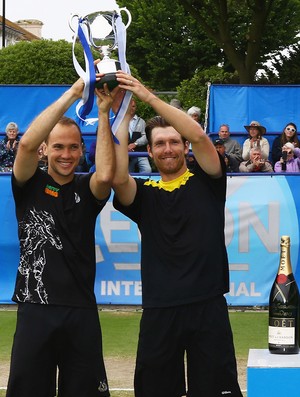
[96,73,119,90]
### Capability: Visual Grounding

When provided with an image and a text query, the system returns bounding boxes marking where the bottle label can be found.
[269,317,296,345]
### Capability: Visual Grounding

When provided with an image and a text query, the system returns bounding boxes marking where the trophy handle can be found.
[118,7,132,29]
[69,14,79,33]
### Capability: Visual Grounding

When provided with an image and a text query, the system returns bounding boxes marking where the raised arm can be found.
[13,78,85,186]
[116,71,221,178]
[111,93,137,206]
[89,84,117,200]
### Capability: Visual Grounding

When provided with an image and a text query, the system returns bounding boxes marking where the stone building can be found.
[0,16,42,48]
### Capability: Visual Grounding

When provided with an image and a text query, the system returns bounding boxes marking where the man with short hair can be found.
[112,71,243,397]
[128,98,152,173]
[239,147,273,172]
[6,77,116,397]
[218,124,242,163]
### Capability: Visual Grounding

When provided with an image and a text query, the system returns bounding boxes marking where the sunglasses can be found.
[286,127,296,133]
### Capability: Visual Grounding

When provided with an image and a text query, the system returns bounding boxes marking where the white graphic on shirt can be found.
[17,208,63,303]
[75,192,81,203]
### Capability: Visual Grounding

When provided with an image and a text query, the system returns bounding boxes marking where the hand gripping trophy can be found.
[70,8,131,88]
[69,7,132,121]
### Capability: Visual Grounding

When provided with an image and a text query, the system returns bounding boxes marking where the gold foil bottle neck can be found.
[281,235,290,247]
[278,235,292,276]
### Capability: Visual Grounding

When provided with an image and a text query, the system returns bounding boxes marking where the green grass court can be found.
[0,308,269,397]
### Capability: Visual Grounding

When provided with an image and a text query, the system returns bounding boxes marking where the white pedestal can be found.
[247,349,300,397]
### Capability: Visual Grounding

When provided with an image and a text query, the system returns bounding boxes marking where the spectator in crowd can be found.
[128,99,152,173]
[272,122,299,165]
[214,138,239,173]
[218,124,243,163]
[88,138,97,171]
[169,98,183,110]
[274,142,300,172]
[187,106,201,124]
[112,71,243,397]
[186,106,202,169]
[37,143,48,172]
[75,137,90,172]
[239,148,273,172]
[6,77,115,397]
[0,122,20,172]
[242,120,269,160]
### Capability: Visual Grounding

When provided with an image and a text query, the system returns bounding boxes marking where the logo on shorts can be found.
[98,380,108,392]
[221,391,232,395]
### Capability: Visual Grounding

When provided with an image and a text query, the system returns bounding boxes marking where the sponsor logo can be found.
[44,184,60,198]
[98,381,108,392]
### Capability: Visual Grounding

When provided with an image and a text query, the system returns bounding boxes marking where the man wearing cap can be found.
[218,124,242,163]
[242,120,270,161]
[213,138,239,173]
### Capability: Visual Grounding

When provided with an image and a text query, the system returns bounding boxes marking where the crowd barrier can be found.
[1,172,300,306]
[0,131,283,168]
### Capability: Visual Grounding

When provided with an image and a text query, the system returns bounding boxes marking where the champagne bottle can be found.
[269,235,300,354]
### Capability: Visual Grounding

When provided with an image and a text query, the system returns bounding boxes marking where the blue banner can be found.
[2,84,300,136]
[208,85,300,133]
[0,174,299,306]
[0,85,98,134]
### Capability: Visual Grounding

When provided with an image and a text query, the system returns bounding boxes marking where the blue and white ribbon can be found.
[72,18,96,124]
[72,11,132,139]
[110,13,132,137]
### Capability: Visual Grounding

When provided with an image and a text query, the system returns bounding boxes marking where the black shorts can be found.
[134,296,243,397]
[6,303,110,397]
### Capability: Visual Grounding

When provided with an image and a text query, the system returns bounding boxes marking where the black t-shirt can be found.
[113,159,229,308]
[11,168,109,308]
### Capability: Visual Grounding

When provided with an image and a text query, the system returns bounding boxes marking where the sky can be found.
[4,0,120,41]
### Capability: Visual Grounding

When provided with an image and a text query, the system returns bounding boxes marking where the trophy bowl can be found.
[70,8,131,90]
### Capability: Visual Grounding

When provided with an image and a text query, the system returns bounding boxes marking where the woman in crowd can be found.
[272,122,299,165]
[242,120,269,160]
[274,142,300,173]
[187,106,201,124]
[0,121,20,172]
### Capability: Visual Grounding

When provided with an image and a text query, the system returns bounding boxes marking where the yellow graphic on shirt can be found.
[144,169,194,192]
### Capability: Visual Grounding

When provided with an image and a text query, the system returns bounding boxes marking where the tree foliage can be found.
[118,0,300,86]
[0,40,85,84]
[178,0,300,83]
[118,0,221,90]
[176,66,238,125]
[264,45,300,84]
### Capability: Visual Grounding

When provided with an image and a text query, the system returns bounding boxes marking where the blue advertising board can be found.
[208,84,300,133]
[0,85,98,134]
[0,174,299,306]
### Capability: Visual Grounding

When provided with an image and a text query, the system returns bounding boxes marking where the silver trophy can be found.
[70,8,131,90]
